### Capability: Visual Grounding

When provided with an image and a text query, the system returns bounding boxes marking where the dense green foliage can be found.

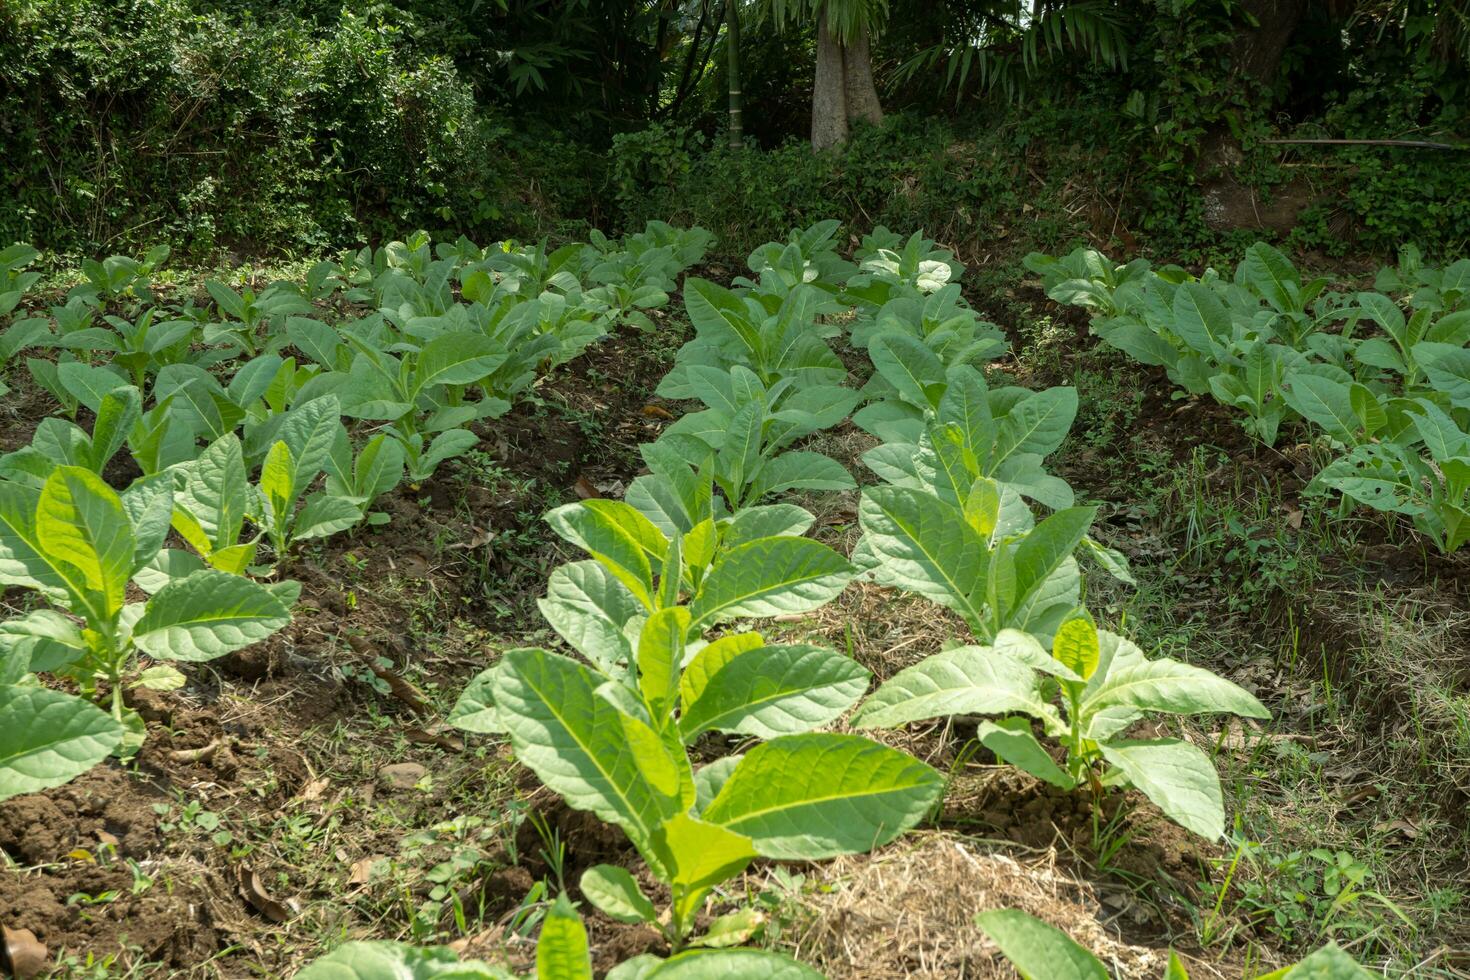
[3,1,1466,260]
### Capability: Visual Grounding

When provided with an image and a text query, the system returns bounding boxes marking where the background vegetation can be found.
[3,0,1466,264]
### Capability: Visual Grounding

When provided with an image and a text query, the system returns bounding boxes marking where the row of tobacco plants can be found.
[309,225,1373,978]
[0,222,707,801]
[1,223,1373,978]
[1028,243,1470,553]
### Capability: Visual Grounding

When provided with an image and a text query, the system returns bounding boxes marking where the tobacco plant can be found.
[650,365,857,511]
[855,617,1269,839]
[0,467,295,799]
[975,908,1371,979]
[658,279,844,398]
[298,893,822,979]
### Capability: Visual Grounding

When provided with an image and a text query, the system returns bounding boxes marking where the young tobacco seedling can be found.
[657,278,845,399]
[298,893,822,979]
[651,365,857,512]
[0,384,141,485]
[1314,398,1470,553]
[975,908,1372,979]
[0,467,295,798]
[452,499,940,948]
[855,617,1269,839]
[853,361,1078,511]
[454,612,937,949]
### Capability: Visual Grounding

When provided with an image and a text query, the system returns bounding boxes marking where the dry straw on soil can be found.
[794,833,1232,979]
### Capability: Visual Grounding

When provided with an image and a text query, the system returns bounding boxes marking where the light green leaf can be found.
[0,481,69,598]
[1258,944,1375,979]
[1009,506,1096,609]
[448,666,505,734]
[492,648,678,850]
[858,486,988,627]
[637,607,689,718]
[134,664,187,692]
[538,561,642,675]
[132,570,292,662]
[973,909,1108,980]
[650,812,757,898]
[295,941,515,979]
[37,466,135,620]
[679,642,868,739]
[580,865,658,925]
[537,894,594,980]
[0,609,88,674]
[1081,647,1270,722]
[641,950,825,980]
[703,733,942,859]
[852,646,1048,728]
[0,686,124,803]
[413,334,507,396]
[1099,738,1225,839]
[689,537,852,628]
[1051,618,1099,681]
[977,718,1075,789]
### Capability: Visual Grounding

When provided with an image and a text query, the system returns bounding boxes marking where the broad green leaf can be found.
[295,494,365,540]
[1010,506,1096,608]
[580,864,658,925]
[640,950,825,979]
[1082,647,1270,722]
[858,486,988,627]
[1052,618,1099,681]
[296,941,514,979]
[119,476,174,576]
[0,609,88,674]
[851,646,1048,728]
[1257,944,1375,979]
[278,395,341,483]
[174,434,249,550]
[538,561,642,674]
[537,894,594,980]
[977,718,1075,789]
[637,608,689,718]
[703,733,942,859]
[679,642,868,739]
[413,333,506,396]
[57,360,129,414]
[0,481,69,598]
[992,387,1078,465]
[722,505,814,546]
[492,648,678,849]
[0,686,124,802]
[870,332,945,409]
[1099,738,1225,839]
[689,537,852,628]
[1171,282,1231,352]
[448,666,505,734]
[547,502,665,608]
[37,466,135,620]
[132,570,292,662]
[1283,373,1358,444]
[649,812,757,901]
[973,909,1108,980]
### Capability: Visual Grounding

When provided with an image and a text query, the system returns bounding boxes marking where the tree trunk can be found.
[725,0,743,148]
[1196,0,1310,232]
[1228,0,1309,89]
[811,5,849,150]
[842,23,884,127]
